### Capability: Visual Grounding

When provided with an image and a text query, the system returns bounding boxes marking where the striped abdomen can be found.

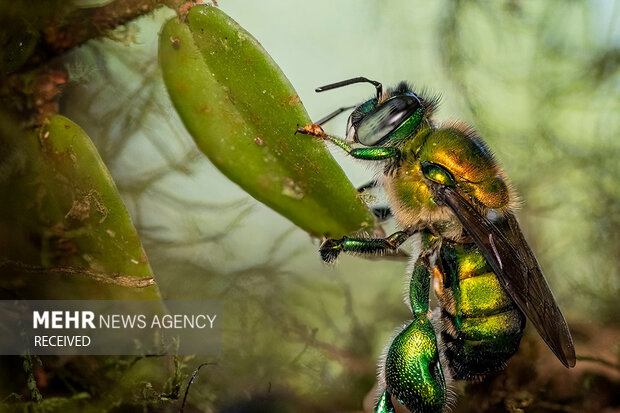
[433,242,525,380]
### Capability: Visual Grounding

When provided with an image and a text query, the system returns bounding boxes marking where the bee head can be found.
[315,78,434,147]
[346,86,427,146]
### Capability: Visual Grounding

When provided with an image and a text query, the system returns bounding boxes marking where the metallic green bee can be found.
[297,77,576,413]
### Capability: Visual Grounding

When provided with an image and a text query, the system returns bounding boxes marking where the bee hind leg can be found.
[380,260,448,413]
[374,390,395,413]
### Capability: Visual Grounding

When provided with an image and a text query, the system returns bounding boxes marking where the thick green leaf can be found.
[159,6,374,238]
[0,114,160,299]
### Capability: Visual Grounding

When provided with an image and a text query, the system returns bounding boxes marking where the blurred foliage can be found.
[0,0,64,74]
[0,0,183,75]
[0,0,619,412]
[437,0,620,324]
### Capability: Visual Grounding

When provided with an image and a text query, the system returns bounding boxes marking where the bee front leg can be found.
[296,125,398,160]
[319,231,411,263]
[314,106,356,126]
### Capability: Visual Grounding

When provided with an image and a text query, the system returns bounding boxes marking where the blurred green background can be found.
[1,0,619,412]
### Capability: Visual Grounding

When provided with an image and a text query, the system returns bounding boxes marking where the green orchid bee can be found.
[297,77,576,413]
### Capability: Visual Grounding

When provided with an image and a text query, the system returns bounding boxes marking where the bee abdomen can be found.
[441,305,524,341]
[434,244,526,380]
[438,307,524,381]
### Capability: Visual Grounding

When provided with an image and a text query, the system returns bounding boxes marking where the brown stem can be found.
[0,260,155,288]
[44,0,188,54]
[1,0,198,122]
[576,355,620,371]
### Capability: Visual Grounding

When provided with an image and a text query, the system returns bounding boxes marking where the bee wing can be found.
[431,184,576,368]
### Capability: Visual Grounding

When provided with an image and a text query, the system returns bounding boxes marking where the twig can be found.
[576,355,620,371]
[0,260,155,288]
[44,0,187,55]
[179,362,216,413]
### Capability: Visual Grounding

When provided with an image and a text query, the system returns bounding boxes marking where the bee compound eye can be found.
[421,161,456,187]
[356,95,423,146]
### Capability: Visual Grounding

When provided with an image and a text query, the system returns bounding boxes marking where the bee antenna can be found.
[315,77,383,99]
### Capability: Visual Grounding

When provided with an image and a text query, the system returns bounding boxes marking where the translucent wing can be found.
[431,184,576,368]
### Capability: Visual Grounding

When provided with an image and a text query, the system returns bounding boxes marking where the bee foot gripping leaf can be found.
[158,6,375,238]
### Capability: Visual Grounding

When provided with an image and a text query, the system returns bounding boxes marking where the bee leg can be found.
[296,126,399,160]
[356,179,379,194]
[382,259,447,413]
[355,181,393,221]
[374,390,395,413]
[319,230,411,263]
[314,105,356,125]
[371,206,392,221]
